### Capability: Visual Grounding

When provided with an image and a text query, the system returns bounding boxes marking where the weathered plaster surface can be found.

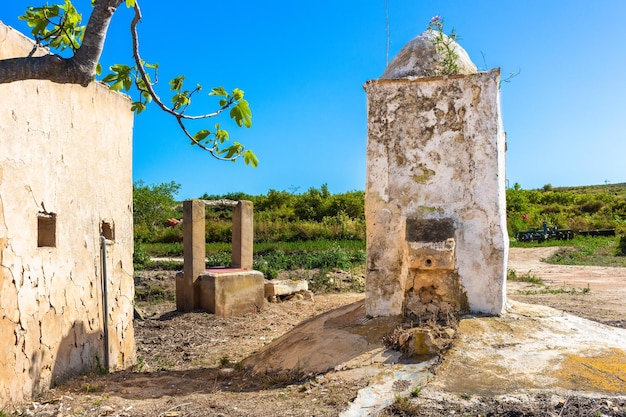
[364,70,508,317]
[381,31,477,79]
[0,23,135,406]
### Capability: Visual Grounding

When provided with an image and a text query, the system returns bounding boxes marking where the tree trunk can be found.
[0,0,124,86]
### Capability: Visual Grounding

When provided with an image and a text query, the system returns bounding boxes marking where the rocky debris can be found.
[383,322,458,358]
[264,279,313,302]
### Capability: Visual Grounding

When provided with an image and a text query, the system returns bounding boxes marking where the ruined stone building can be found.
[364,31,508,319]
[0,22,136,406]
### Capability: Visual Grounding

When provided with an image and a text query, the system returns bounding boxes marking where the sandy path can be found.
[507,247,626,324]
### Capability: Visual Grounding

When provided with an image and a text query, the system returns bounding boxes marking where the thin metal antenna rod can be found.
[385,0,390,66]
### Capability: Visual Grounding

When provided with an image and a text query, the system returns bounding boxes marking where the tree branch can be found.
[129,3,230,121]
[129,2,245,161]
[0,0,123,86]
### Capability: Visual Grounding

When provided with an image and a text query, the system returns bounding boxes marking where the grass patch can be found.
[545,236,626,267]
[135,283,175,303]
[516,284,591,296]
[507,269,544,285]
[83,383,102,393]
[378,394,422,416]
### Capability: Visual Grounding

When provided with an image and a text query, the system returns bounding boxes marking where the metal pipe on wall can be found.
[100,236,110,370]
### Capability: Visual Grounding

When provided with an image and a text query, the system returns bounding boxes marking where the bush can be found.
[133,242,151,269]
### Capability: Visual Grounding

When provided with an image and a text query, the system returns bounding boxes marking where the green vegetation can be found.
[134,283,175,303]
[515,285,590,296]
[133,181,626,274]
[15,1,256,164]
[546,236,626,268]
[379,394,422,416]
[508,266,592,297]
[506,269,544,285]
[507,182,626,237]
[133,182,366,274]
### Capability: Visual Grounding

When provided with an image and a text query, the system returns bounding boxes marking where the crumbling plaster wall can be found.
[0,22,135,406]
[364,69,508,317]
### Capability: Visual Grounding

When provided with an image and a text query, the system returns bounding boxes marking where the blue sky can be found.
[3,1,626,198]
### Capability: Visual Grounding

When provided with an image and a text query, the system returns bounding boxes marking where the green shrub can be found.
[133,242,151,269]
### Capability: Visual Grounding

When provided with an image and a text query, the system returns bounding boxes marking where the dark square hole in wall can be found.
[406,218,454,242]
[101,221,115,241]
[37,213,56,247]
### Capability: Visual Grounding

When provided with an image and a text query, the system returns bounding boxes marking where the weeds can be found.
[517,285,591,296]
[410,386,422,398]
[259,368,305,389]
[507,269,544,285]
[546,237,626,267]
[133,355,146,372]
[134,283,174,303]
[83,383,101,393]
[94,355,108,375]
[153,355,174,371]
[378,394,421,416]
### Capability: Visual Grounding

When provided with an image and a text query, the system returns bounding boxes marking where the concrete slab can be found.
[429,301,626,395]
[243,299,626,415]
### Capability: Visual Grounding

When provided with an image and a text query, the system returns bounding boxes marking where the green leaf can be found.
[219,143,243,160]
[169,75,185,91]
[171,92,190,110]
[131,101,146,114]
[232,88,244,101]
[95,62,102,76]
[215,127,229,143]
[125,0,136,7]
[209,86,228,97]
[102,64,133,91]
[229,99,252,128]
[193,129,211,143]
[109,80,124,91]
[243,150,258,167]
[19,1,85,52]
[141,91,153,103]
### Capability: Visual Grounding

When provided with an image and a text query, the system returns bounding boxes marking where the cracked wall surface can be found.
[0,22,135,406]
[364,70,508,318]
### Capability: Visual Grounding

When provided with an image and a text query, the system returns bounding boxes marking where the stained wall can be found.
[364,69,508,317]
[0,22,135,406]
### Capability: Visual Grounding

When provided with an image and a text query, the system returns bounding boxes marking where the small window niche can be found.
[100,220,115,241]
[37,212,56,247]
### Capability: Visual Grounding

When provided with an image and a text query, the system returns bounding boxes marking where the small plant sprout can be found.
[427,15,461,75]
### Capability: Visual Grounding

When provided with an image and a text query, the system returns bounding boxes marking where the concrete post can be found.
[177,199,206,311]
[232,200,254,269]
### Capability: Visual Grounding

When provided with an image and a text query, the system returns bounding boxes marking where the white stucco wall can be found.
[364,70,508,317]
[0,23,135,406]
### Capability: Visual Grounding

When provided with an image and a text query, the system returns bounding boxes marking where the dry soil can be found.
[10,248,626,417]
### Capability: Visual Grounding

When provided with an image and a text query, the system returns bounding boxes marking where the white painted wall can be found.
[365,70,508,317]
[0,23,135,406]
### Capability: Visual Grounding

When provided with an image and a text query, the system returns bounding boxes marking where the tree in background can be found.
[0,0,257,165]
[133,181,180,239]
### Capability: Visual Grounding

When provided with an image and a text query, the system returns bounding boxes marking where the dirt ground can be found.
[506,246,626,329]
[10,248,626,417]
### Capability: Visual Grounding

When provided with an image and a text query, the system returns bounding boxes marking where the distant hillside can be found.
[506,183,626,236]
[553,183,626,196]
